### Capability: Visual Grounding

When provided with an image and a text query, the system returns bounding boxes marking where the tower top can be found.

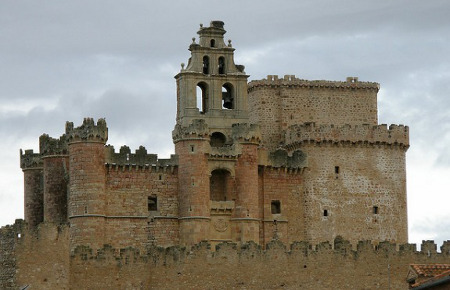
[174,21,249,129]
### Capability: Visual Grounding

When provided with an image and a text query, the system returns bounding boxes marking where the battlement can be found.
[267,149,308,169]
[248,75,380,92]
[20,149,43,170]
[285,122,409,149]
[105,145,178,168]
[69,237,450,264]
[172,119,209,142]
[39,134,68,156]
[65,118,108,143]
[231,123,261,144]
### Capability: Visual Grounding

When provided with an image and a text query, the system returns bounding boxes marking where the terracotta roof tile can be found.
[411,264,450,277]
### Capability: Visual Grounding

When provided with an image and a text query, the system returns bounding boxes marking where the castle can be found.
[1,21,448,289]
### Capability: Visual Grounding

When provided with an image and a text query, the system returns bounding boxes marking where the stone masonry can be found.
[0,21,443,289]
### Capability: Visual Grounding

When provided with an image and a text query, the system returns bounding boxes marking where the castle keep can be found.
[3,21,442,289]
[19,20,409,251]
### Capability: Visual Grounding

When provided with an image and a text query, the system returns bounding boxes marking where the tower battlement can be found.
[285,122,409,149]
[105,145,178,167]
[248,75,380,92]
[65,118,108,143]
[39,134,68,156]
[20,149,43,170]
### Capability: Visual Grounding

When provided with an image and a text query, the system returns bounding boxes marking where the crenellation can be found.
[65,117,108,143]
[39,134,68,156]
[20,149,43,170]
[8,20,442,289]
[285,122,409,149]
[421,240,438,255]
[248,75,380,92]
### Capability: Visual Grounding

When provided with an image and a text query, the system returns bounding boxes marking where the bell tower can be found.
[175,20,249,129]
[173,21,261,247]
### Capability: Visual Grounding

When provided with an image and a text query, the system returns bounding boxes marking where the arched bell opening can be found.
[203,55,210,74]
[218,56,225,74]
[222,83,234,109]
[210,169,234,201]
[196,82,209,113]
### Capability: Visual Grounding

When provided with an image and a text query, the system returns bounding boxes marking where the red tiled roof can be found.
[411,264,450,277]
[410,264,450,288]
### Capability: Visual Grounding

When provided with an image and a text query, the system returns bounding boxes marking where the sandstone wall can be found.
[248,75,379,150]
[259,167,305,246]
[300,143,408,245]
[106,165,179,248]
[3,222,450,290]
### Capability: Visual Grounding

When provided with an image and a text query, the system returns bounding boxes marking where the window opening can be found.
[196,82,208,113]
[373,206,379,214]
[210,39,215,47]
[271,200,281,214]
[210,132,226,147]
[190,145,195,153]
[323,209,328,217]
[222,83,234,109]
[210,169,233,201]
[335,166,340,174]
[203,56,209,74]
[218,57,225,74]
[148,196,157,211]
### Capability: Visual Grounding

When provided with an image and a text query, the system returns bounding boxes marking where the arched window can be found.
[196,82,208,113]
[210,132,226,147]
[210,169,233,201]
[203,56,209,74]
[218,57,225,74]
[210,39,215,47]
[222,83,234,109]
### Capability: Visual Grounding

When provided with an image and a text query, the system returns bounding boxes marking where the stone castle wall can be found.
[300,143,408,245]
[248,75,380,151]
[2,222,450,289]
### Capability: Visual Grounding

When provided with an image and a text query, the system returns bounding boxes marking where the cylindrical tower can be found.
[20,149,44,228]
[173,120,211,246]
[39,134,69,224]
[232,124,261,243]
[66,118,108,250]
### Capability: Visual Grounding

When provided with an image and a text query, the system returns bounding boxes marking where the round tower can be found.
[66,118,108,250]
[40,134,69,224]
[20,149,44,228]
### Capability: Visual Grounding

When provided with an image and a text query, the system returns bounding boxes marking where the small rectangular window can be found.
[190,145,195,153]
[148,196,157,212]
[373,206,379,214]
[335,166,340,174]
[323,209,328,217]
[271,200,281,214]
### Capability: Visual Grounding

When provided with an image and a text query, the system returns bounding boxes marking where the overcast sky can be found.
[1,0,449,248]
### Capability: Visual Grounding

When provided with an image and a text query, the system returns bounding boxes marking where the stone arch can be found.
[218,56,225,74]
[196,82,209,113]
[203,55,210,74]
[222,82,234,109]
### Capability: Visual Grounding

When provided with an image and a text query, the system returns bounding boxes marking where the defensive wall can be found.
[1,221,450,289]
[248,75,381,151]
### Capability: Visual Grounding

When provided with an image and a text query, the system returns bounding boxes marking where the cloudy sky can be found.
[1,0,449,248]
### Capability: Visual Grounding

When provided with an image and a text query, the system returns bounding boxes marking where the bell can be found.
[222,92,233,109]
